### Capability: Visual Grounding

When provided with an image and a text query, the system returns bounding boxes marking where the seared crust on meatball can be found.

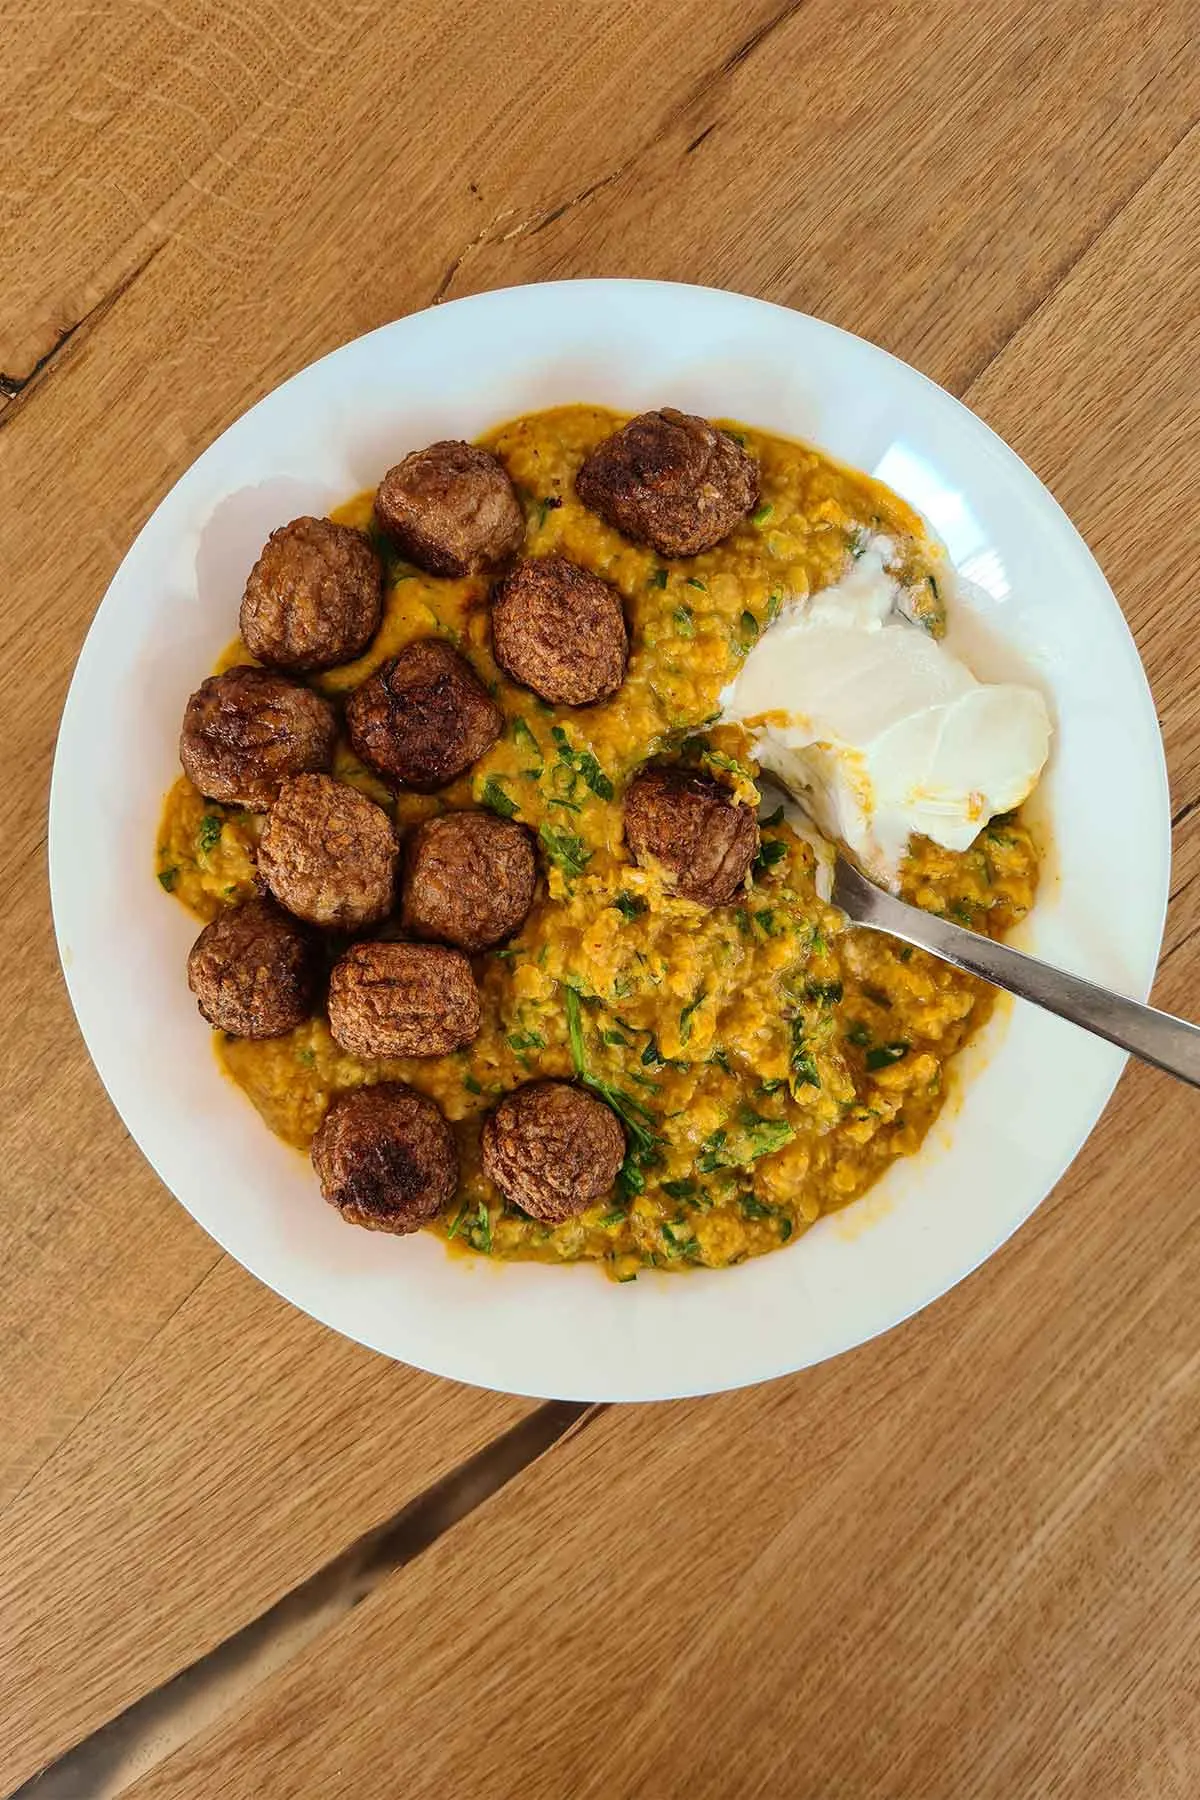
[311,1082,458,1234]
[179,666,337,810]
[258,775,398,930]
[345,639,502,792]
[374,441,525,579]
[327,941,480,1058]
[186,898,317,1038]
[491,555,628,706]
[240,516,382,673]
[401,812,536,953]
[624,766,758,906]
[481,1080,625,1223]
[576,408,759,558]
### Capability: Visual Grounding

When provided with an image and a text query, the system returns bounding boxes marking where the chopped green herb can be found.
[507,1030,546,1053]
[672,605,695,638]
[466,1201,493,1254]
[648,567,668,588]
[512,716,541,759]
[752,837,787,878]
[847,525,869,559]
[947,900,976,927]
[598,1208,628,1227]
[197,813,223,854]
[726,430,747,446]
[662,1178,697,1201]
[157,867,179,893]
[734,906,752,935]
[678,991,704,1045]
[446,1202,469,1241]
[612,891,647,922]
[866,1042,910,1071]
[810,926,827,956]
[701,747,755,783]
[804,980,843,1005]
[778,1217,794,1242]
[760,804,785,828]
[296,1048,316,1068]
[366,519,416,581]
[565,986,587,1076]
[617,1159,645,1199]
[751,502,773,525]
[897,945,914,963]
[698,1114,794,1172]
[708,1047,733,1074]
[463,1074,484,1095]
[685,576,707,591]
[480,776,519,820]
[601,1027,632,1049]
[790,1021,821,1090]
[539,822,590,878]
[754,908,780,936]
[641,1035,663,1068]
[550,727,613,800]
[766,591,783,622]
[535,495,562,529]
[740,610,759,640]
[740,1195,773,1220]
[846,1022,872,1047]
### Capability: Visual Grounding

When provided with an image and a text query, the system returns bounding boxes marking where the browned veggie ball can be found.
[491,555,628,707]
[179,666,337,810]
[401,811,537,953]
[374,440,525,579]
[481,1080,626,1223]
[327,940,480,1058]
[239,516,382,673]
[311,1082,458,1235]
[576,407,759,558]
[345,639,502,792]
[624,766,758,906]
[186,898,318,1039]
[258,775,398,930]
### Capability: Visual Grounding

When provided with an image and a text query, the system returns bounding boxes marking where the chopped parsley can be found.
[463,1074,484,1095]
[598,1208,628,1228]
[760,804,785,828]
[866,1042,910,1071]
[465,1201,493,1254]
[612,891,646,922]
[752,836,787,878]
[804,980,843,1006]
[751,502,773,526]
[197,813,223,854]
[766,590,783,622]
[157,867,178,892]
[551,727,613,800]
[847,525,869,559]
[661,1178,697,1202]
[739,610,759,642]
[539,822,590,878]
[846,1022,872,1047]
[672,605,695,638]
[507,1030,546,1053]
[512,716,542,761]
[648,567,668,588]
[790,1020,821,1090]
[480,776,519,820]
[678,991,704,1045]
[295,1048,316,1068]
[685,576,707,591]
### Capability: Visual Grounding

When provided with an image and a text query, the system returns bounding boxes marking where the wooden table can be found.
[3,3,1198,1794]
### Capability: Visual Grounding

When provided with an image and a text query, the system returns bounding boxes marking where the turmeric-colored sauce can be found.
[157,405,1038,1279]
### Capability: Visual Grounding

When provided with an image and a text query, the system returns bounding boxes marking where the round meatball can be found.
[179,666,337,810]
[186,898,318,1039]
[240,516,382,673]
[374,441,525,579]
[258,775,398,930]
[576,408,760,558]
[491,556,628,707]
[481,1081,625,1223]
[345,639,501,792]
[327,941,480,1058]
[401,812,537,952]
[312,1082,458,1235]
[624,766,758,906]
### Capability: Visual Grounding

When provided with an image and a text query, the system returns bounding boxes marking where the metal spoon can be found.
[832,854,1200,1088]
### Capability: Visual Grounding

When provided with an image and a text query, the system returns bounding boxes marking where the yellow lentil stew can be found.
[157,404,1038,1279]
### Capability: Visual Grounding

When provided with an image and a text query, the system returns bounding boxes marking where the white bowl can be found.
[49,281,1169,1402]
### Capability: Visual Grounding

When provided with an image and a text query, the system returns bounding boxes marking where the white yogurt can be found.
[720,540,1051,882]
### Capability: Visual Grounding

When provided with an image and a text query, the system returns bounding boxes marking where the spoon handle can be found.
[836,865,1200,1089]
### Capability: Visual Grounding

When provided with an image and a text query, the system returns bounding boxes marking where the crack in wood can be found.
[0,241,165,428]
[11,1399,600,1799]
[1171,793,1199,830]
[431,0,812,306]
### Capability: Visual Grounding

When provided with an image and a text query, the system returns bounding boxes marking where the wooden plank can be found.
[0,1257,532,1791]
[124,120,1200,1800]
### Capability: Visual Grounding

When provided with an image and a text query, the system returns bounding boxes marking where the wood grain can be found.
[124,83,1200,1800]
[1,0,1198,1792]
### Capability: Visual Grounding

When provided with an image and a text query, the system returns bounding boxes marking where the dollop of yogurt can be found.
[719,540,1051,882]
